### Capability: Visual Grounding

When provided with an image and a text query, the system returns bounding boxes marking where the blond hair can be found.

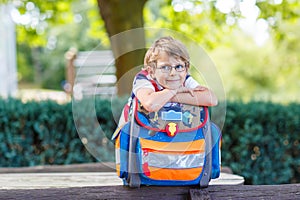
[143,36,190,69]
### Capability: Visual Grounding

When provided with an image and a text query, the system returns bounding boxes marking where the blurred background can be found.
[1,0,299,102]
[0,0,299,185]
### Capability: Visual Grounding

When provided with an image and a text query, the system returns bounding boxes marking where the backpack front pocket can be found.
[138,138,206,181]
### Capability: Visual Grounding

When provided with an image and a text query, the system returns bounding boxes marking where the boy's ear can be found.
[147,65,156,79]
[147,65,154,74]
[185,61,190,69]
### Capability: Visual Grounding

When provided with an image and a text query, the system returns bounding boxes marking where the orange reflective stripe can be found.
[116,164,120,177]
[115,135,120,148]
[146,166,203,181]
[140,138,205,153]
[143,149,201,155]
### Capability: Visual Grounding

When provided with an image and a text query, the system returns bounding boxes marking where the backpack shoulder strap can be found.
[122,70,160,123]
[136,70,160,92]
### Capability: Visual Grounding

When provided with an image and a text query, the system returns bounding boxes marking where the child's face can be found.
[152,51,187,90]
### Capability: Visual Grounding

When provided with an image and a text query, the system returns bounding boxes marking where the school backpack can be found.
[111,97,222,188]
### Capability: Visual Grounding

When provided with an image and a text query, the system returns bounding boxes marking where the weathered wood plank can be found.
[0,184,299,200]
[206,184,300,200]
[189,188,211,200]
[0,172,244,190]
[0,186,190,200]
[0,162,116,173]
[0,163,232,174]
[0,173,122,189]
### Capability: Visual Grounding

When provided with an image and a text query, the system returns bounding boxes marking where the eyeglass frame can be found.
[155,62,189,73]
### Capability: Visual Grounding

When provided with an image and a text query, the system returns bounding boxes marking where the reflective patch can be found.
[145,166,203,181]
[115,148,120,164]
[143,151,204,169]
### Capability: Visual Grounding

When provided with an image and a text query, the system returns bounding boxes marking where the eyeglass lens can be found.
[159,65,185,72]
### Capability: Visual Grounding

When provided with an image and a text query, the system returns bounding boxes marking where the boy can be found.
[113,37,221,188]
[118,36,217,126]
[133,36,218,112]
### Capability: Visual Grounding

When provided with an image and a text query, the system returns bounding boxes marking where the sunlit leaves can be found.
[210,27,300,102]
[144,0,229,49]
[12,0,77,46]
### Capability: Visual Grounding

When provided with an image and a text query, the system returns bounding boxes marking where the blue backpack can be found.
[112,97,222,188]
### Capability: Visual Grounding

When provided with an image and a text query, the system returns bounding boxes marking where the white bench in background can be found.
[65,48,117,98]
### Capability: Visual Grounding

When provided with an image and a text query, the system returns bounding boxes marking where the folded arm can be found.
[170,86,218,107]
[136,86,218,112]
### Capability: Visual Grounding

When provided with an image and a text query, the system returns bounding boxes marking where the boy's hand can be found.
[176,86,207,96]
[194,86,207,91]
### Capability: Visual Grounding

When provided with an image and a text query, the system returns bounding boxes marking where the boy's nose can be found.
[169,67,177,75]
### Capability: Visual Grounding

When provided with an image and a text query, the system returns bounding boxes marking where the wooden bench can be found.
[0,179,298,199]
[1,163,298,199]
[0,162,244,189]
[64,48,117,97]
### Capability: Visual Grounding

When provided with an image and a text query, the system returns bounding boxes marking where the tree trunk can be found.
[97,0,148,96]
[32,47,43,85]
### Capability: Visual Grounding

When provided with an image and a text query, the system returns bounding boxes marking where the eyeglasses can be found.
[156,64,186,73]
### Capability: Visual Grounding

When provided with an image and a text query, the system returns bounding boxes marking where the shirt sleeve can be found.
[132,78,155,96]
[132,73,200,95]
[185,76,200,89]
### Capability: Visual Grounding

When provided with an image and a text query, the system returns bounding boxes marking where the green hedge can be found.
[0,97,299,185]
[221,101,300,185]
[0,97,119,166]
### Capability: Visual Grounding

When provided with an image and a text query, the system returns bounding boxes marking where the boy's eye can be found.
[175,65,184,71]
[161,66,171,71]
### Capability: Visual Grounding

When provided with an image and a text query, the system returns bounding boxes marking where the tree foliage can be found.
[210,28,300,102]
[9,0,108,88]
[144,0,229,49]
[5,0,300,100]
[97,0,148,96]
